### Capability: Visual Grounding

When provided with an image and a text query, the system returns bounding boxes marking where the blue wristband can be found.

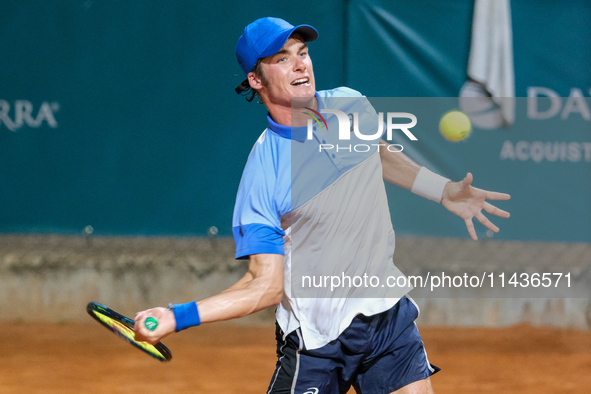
[170,302,201,331]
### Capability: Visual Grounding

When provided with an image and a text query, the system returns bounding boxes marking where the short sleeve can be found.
[232,131,286,259]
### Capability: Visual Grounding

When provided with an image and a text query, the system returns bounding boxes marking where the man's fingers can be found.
[134,324,147,341]
[461,172,474,190]
[476,212,499,233]
[484,202,511,218]
[464,172,473,183]
[134,318,159,344]
[485,191,511,201]
[133,314,151,339]
[464,218,478,241]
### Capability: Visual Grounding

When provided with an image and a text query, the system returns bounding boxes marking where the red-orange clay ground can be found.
[1,322,590,393]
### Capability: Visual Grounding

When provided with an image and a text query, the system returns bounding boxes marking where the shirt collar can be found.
[267,92,321,142]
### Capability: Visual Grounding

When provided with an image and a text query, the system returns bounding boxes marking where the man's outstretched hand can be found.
[441,173,511,241]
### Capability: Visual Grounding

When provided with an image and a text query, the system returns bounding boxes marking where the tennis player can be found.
[135,17,510,393]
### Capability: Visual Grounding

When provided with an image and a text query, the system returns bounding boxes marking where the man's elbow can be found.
[265,282,283,306]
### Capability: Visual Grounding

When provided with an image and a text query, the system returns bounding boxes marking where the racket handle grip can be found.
[144,317,159,331]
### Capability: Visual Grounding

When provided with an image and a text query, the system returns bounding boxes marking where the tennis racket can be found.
[86,302,172,362]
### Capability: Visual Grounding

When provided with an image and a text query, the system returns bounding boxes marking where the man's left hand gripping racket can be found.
[86,302,172,362]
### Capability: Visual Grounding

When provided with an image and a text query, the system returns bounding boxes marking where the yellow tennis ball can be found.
[439,111,472,142]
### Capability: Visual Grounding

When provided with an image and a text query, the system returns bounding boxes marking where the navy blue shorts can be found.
[267,297,439,394]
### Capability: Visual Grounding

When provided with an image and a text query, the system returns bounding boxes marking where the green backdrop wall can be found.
[1,0,589,242]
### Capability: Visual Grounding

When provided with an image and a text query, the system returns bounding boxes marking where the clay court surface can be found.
[2,322,590,393]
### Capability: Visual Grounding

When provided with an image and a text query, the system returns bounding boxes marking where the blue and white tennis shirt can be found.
[233,87,411,350]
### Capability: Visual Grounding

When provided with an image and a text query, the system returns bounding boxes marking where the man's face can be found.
[251,34,315,106]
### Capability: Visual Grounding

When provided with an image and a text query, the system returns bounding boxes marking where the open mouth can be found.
[291,77,310,86]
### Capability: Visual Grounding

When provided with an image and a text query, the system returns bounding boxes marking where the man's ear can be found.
[248,72,263,90]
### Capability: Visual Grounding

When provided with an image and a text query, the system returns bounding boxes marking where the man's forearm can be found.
[379,141,421,189]
[197,277,282,323]
[197,253,284,324]
[379,140,450,202]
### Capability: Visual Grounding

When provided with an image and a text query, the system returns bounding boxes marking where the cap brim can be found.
[259,24,319,59]
[292,24,318,42]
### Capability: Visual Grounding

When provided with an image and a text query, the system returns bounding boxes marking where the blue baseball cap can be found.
[235,17,318,94]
